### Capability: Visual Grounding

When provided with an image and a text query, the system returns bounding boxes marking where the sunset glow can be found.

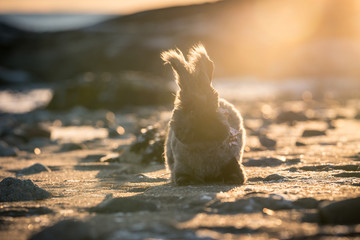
[0,0,218,13]
[1,0,360,238]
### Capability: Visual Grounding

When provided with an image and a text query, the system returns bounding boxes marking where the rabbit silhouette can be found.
[161,44,247,185]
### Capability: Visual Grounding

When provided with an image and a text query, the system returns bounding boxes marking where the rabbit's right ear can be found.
[161,49,189,88]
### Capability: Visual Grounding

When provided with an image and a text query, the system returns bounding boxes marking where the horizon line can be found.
[0,0,218,15]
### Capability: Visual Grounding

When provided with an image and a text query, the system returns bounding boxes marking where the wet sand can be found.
[0,94,360,239]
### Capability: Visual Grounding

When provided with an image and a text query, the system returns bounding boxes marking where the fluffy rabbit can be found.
[161,44,246,185]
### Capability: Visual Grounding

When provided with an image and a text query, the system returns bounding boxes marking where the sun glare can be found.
[204,0,360,79]
[0,0,218,14]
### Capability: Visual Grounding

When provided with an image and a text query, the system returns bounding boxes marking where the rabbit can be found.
[161,44,246,186]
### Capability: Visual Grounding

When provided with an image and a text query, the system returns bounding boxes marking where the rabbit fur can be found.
[161,44,246,185]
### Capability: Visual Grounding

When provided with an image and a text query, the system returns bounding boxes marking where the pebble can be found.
[247,177,264,182]
[327,119,336,129]
[319,197,360,224]
[200,195,213,201]
[0,207,53,217]
[0,177,51,202]
[130,125,161,152]
[293,197,319,209]
[126,124,165,164]
[210,195,293,214]
[355,112,360,120]
[243,157,286,167]
[90,196,157,213]
[29,219,95,240]
[263,174,285,182]
[16,163,51,176]
[286,158,301,165]
[276,111,308,123]
[302,129,326,137]
[14,124,51,142]
[0,141,17,157]
[333,172,360,178]
[82,154,106,162]
[300,165,331,171]
[258,135,277,148]
[295,141,306,146]
[332,164,360,171]
[100,153,121,163]
[58,143,86,152]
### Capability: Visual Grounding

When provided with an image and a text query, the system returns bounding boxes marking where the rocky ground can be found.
[0,93,360,240]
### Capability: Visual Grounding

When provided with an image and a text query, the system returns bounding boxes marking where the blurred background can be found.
[1,0,360,113]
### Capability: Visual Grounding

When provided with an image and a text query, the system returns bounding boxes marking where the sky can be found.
[0,0,218,14]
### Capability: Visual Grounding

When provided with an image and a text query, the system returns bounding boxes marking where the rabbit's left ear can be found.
[188,44,214,82]
[161,49,186,75]
[161,48,190,89]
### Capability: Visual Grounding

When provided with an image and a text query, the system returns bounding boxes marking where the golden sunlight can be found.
[1,1,360,239]
[203,0,360,79]
[0,0,217,13]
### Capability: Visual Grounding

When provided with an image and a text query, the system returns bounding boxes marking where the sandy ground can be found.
[0,96,360,240]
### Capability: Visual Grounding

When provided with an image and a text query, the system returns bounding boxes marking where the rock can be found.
[58,143,86,152]
[29,219,95,240]
[100,153,121,163]
[355,112,360,120]
[327,119,336,129]
[1,134,26,148]
[81,154,106,162]
[0,177,51,202]
[332,164,360,171]
[0,68,31,84]
[335,114,347,120]
[295,141,306,146]
[301,212,320,223]
[333,172,360,178]
[285,158,301,165]
[210,195,293,214]
[47,72,174,110]
[16,163,51,176]
[348,153,360,161]
[293,198,319,209]
[300,165,331,171]
[276,111,308,123]
[247,177,264,182]
[0,141,17,157]
[0,22,26,45]
[14,124,51,140]
[243,157,286,167]
[90,196,157,213]
[26,138,54,151]
[130,125,160,152]
[302,164,360,172]
[210,194,322,215]
[319,197,360,224]
[107,126,126,138]
[107,221,196,240]
[117,148,142,164]
[302,129,326,137]
[0,207,53,217]
[258,135,277,148]
[142,137,165,164]
[126,124,165,164]
[263,174,285,182]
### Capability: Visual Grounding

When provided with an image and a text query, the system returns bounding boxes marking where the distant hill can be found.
[1,0,360,83]
[0,14,117,32]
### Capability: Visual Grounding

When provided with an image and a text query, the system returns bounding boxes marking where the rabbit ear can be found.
[161,48,190,88]
[188,44,214,82]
